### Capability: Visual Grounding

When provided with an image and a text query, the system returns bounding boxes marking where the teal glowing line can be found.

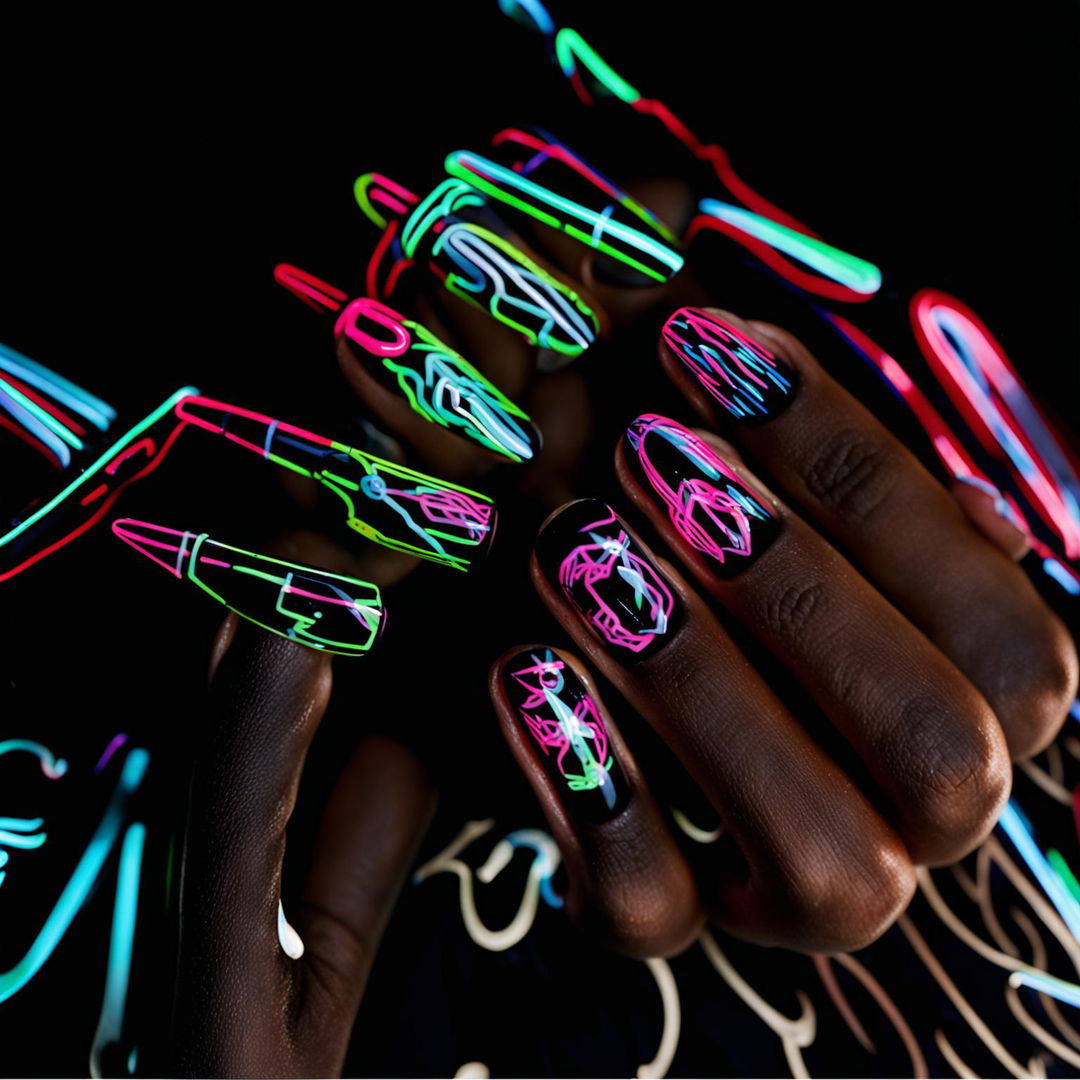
[1009,969,1080,1009]
[554,28,640,102]
[998,800,1080,941]
[0,341,116,430]
[401,179,485,258]
[0,387,198,549]
[445,151,682,280]
[698,198,882,296]
[90,822,145,1079]
[0,374,85,451]
[0,748,149,1004]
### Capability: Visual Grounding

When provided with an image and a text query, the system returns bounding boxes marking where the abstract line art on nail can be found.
[175,396,495,571]
[355,172,598,362]
[112,519,385,655]
[505,647,629,822]
[335,297,540,462]
[446,132,683,282]
[538,499,677,657]
[626,414,778,576]
[662,308,795,423]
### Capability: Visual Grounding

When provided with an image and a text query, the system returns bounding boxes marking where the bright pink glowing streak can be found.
[334,298,412,356]
[105,437,155,475]
[80,483,108,506]
[174,396,334,449]
[366,173,420,207]
[274,264,347,314]
[828,313,1032,532]
[198,556,231,569]
[371,188,409,215]
[683,213,871,305]
[910,290,1080,557]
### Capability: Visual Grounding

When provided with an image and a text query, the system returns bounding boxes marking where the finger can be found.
[295,736,435,1054]
[532,499,915,952]
[617,413,1010,865]
[950,477,1031,560]
[658,306,1078,759]
[172,617,333,1075]
[490,644,703,958]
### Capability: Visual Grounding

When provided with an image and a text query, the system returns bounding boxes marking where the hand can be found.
[169,614,435,1076]
[488,309,1077,957]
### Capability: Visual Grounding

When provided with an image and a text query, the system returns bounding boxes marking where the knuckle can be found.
[803,427,899,526]
[883,690,1009,861]
[763,578,829,641]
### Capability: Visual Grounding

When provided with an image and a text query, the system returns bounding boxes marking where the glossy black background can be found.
[1,4,1077,1076]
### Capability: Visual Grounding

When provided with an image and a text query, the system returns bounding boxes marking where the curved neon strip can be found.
[912,290,1080,559]
[0,386,198,581]
[90,821,145,1079]
[698,199,881,297]
[0,341,116,431]
[0,748,149,1004]
[0,739,68,779]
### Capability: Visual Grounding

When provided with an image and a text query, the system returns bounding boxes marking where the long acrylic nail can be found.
[112,519,385,656]
[334,297,541,463]
[175,395,496,571]
[662,307,797,423]
[503,646,630,823]
[446,132,682,283]
[625,414,779,577]
[357,174,598,362]
[536,499,679,659]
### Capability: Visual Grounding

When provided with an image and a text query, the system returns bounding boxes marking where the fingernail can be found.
[535,499,679,659]
[662,307,797,423]
[112,519,385,656]
[503,646,630,823]
[393,177,599,361]
[625,414,779,577]
[176,395,497,571]
[446,132,682,284]
[334,297,541,463]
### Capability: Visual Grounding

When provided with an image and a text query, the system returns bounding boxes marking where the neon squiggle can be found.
[497,1,882,302]
[0,739,68,889]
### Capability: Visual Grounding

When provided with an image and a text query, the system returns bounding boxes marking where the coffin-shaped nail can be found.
[334,297,541,462]
[502,646,630,823]
[625,414,779,577]
[113,519,385,656]
[446,133,682,283]
[175,395,496,571]
[535,498,679,659]
[662,308,797,423]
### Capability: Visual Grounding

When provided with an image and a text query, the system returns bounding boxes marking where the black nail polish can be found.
[662,307,797,423]
[536,499,679,660]
[625,414,780,578]
[503,647,630,823]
